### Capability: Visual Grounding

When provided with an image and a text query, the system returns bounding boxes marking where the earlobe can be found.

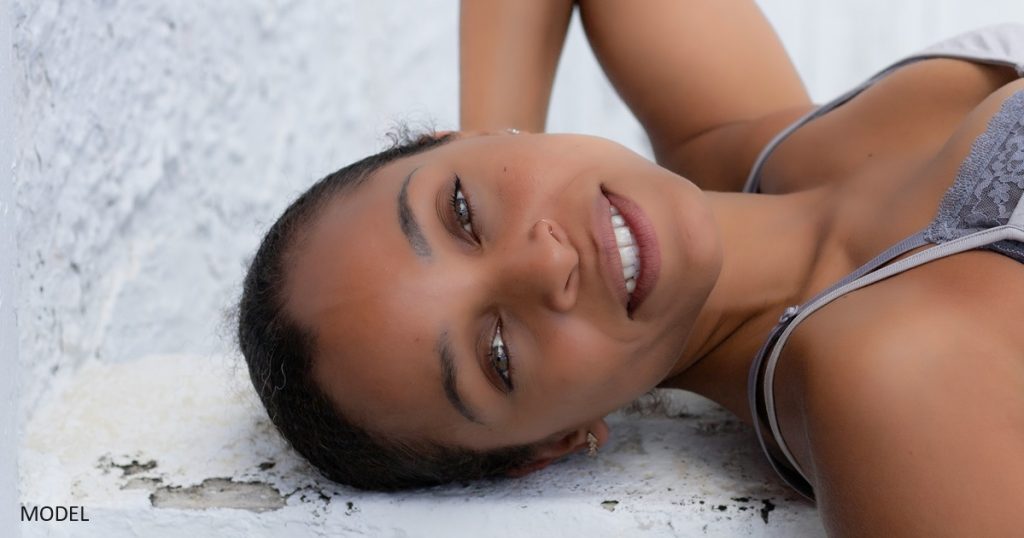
[504,418,611,478]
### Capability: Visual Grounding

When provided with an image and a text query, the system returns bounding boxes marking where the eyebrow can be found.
[438,329,487,425]
[398,166,432,258]
[399,171,487,425]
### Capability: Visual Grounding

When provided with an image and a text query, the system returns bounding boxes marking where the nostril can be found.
[541,219,556,239]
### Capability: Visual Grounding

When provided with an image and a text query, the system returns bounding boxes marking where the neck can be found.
[658,186,836,423]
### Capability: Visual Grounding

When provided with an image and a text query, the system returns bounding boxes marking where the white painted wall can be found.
[13,0,1024,426]
[758,0,1024,101]
[1,0,20,534]
[10,1,1024,535]
[550,0,1024,144]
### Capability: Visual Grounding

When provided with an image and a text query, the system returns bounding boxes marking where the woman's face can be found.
[285,132,723,455]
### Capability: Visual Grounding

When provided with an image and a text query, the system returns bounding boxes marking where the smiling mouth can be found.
[602,188,660,318]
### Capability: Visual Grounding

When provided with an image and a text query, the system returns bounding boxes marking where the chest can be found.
[753,57,1022,312]
[744,60,1020,302]
[758,56,1024,397]
[756,58,1020,197]
[764,59,1024,431]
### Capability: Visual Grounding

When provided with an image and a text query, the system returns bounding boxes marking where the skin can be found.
[460,0,812,192]
[283,0,1024,532]
[283,130,831,471]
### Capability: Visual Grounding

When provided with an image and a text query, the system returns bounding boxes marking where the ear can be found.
[504,418,610,478]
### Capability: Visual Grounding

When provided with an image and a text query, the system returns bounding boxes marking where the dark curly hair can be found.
[236,128,547,491]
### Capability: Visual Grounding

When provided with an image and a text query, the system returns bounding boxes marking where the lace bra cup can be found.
[924,90,1024,259]
[745,24,1024,502]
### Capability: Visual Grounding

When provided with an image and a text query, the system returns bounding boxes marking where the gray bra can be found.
[744,23,1024,501]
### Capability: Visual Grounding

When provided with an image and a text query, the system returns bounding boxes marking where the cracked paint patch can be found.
[97,455,159,477]
[22,355,823,534]
[123,476,164,490]
[149,477,286,513]
[760,498,776,524]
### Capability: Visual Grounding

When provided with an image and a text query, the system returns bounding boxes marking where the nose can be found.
[501,218,579,312]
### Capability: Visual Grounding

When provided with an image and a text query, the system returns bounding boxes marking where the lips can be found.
[593,187,661,318]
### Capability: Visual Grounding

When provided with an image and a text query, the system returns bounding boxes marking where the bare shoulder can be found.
[801,280,1024,420]
[794,248,1024,410]
[792,270,1024,535]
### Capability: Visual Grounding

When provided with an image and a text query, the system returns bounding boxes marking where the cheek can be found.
[534,319,633,393]
[496,146,588,206]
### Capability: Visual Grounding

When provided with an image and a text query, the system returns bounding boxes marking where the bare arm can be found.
[576,0,811,191]
[459,0,575,133]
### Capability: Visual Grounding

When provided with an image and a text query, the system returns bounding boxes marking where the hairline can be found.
[284,133,462,438]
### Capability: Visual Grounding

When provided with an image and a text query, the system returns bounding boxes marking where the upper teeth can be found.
[609,205,640,298]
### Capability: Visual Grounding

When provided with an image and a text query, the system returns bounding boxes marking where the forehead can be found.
[283,149,471,440]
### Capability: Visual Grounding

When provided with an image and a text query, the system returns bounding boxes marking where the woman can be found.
[237,1,1024,534]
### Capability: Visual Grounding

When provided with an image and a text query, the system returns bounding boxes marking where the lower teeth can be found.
[625,278,636,294]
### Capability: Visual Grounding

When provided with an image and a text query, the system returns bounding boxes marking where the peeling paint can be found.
[123,476,164,491]
[20,354,826,535]
[114,459,157,477]
[760,498,777,524]
[150,478,286,513]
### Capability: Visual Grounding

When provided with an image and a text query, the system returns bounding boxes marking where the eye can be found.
[449,175,476,238]
[489,319,514,391]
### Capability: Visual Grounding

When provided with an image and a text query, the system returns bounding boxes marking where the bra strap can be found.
[803,230,931,307]
[747,229,928,499]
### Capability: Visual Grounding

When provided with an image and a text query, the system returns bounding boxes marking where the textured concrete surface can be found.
[12,0,1024,427]
[12,0,1024,428]
[10,1,1024,536]
[1,0,20,533]
[12,0,473,424]
[20,354,824,537]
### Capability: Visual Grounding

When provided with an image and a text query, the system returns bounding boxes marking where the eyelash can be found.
[449,175,476,238]
[449,175,515,392]
[489,320,514,391]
